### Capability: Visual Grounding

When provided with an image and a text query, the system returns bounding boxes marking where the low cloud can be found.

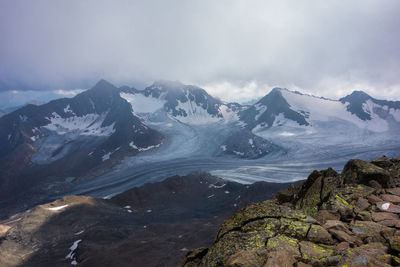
[0,0,399,101]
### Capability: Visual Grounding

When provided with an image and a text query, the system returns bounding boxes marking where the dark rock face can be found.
[340,90,400,121]
[239,88,309,129]
[181,157,400,267]
[218,130,281,159]
[0,79,163,206]
[0,173,296,267]
[137,80,224,118]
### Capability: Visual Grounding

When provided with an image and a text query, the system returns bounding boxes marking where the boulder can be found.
[342,159,392,187]
[339,242,391,267]
[335,242,350,253]
[226,249,266,267]
[381,194,400,203]
[386,188,400,197]
[376,202,400,213]
[316,210,340,224]
[0,224,11,239]
[263,250,296,267]
[179,247,208,267]
[328,229,362,246]
[306,225,334,245]
[266,235,301,258]
[372,212,399,222]
[323,220,350,233]
[298,241,334,265]
[355,198,370,211]
[368,194,383,204]
[351,221,393,243]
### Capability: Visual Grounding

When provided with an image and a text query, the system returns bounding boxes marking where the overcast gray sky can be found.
[1,0,399,102]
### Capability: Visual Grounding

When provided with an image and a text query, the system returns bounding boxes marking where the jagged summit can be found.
[151,79,185,89]
[88,79,116,92]
[239,87,309,129]
[340,90,400,121]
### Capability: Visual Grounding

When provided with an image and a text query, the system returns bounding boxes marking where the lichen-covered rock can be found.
[342,159,393,187]
[225,249,266,267]
[306,224,334,245]
[299,241,334,265]
[179,247,208,267]
[180,157,400,267]
[274,184,298,204]
[351,221,394,243]
[266,235,301,257]
[295,168,341,217]
[339,243,392,267]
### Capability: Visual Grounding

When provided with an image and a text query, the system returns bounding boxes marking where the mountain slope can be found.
[0,173,296,267]
[340,90,400,121]
[239,88,309,129]
[120,80,242,125]
[0,80,163,202]
[240,88,400,134]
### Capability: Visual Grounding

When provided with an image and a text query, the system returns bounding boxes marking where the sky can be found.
[1,0,400,103]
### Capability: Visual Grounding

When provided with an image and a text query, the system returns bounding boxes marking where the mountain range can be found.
[0,79,399,216]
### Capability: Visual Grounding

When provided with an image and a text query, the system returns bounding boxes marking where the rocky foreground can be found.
[0,173,294,266]
[180,156,400,267]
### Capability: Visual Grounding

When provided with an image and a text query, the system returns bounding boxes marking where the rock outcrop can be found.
[180,156,400,266]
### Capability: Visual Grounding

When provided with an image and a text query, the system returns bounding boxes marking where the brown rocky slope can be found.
[0,173,297,266]
[180,156,400,266]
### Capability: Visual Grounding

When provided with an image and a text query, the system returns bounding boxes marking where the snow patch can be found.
[47,204,69,211]
[44,112,115,136]
[120,93,166,113]
[130,141,162,152]
[207,194,215,198]
[64,105,76,115]
[74,230,84,236]
[174,100,221,125]
[254,103,267,121]
[389,108,400,122]
[102,152,111,161]
[279,131,296,137]
[66,239,82,265]
[209,183,226,189]
[220,145,227,151]
[19,114,28,122]
[219,105,240,122]
[233,151,244,156]
[102,147,120,161]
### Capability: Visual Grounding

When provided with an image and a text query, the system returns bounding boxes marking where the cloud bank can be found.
[1,0,399,101]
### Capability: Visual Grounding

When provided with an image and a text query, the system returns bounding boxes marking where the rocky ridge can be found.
[180,156,400,266]
[0,173,296,267]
